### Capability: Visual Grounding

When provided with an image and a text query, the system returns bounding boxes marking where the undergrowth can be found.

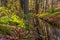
[38,7,60,18]
[0,25,12,35]
[0,7,34,33]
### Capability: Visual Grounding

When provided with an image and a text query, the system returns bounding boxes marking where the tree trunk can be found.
[20,0,29,14]
[35,0,40,14]
[51,0,54,12]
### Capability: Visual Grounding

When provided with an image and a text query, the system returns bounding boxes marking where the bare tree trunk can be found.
[0,0,2,6]
[20,0,29,14]
[24,0,29,14]
[51,0,54,13]
[56,0,58,7]
[42,0,45,12]
[45,0,48,12]
[35,0,40,14]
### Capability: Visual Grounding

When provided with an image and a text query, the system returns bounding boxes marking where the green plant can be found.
[0,16,12,23]
[47,7,60,13]
[0,7,11,17]
[0,7,34,31]
[27,34,32,40]
[23,13,33,20]
[39,7,60,18]
[0,25,12,35]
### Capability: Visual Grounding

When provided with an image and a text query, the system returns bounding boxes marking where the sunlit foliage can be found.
[0,7,33,31]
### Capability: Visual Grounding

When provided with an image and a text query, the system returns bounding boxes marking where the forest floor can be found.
[0,8,60,40]
[0,13,60,40]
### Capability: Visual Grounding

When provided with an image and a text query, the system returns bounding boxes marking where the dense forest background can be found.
[0,0,60,40]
